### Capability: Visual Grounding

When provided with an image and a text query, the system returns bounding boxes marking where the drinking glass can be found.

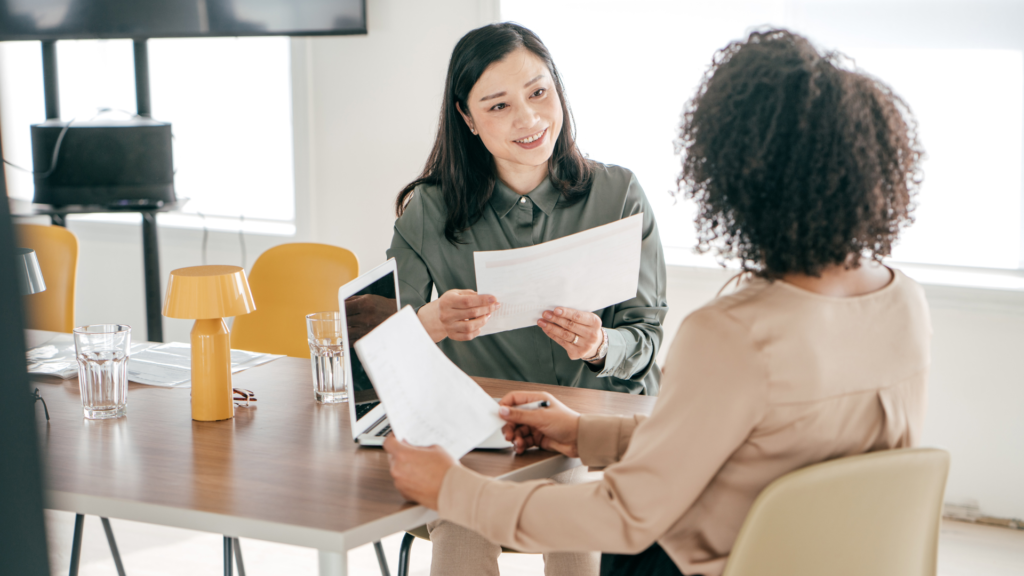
[306,311,347,403]
[73,324,131,419]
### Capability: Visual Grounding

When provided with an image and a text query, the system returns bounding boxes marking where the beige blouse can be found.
[438,269,931,576]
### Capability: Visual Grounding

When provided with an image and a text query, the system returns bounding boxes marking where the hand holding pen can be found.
[498,392,581,457]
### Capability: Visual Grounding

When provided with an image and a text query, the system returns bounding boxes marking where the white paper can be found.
[353,306,505,459]
[474,213,643,335]
[127,342,282,387]
[26,333,154,380]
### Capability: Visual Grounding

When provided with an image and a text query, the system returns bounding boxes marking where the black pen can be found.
[514,400,550,411]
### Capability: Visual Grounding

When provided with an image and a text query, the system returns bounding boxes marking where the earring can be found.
[470,128,477,135]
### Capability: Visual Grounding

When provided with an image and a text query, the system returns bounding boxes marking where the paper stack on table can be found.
[353,306,505,459]
[25,334,281,387]
[474,213,643,336]
[127,342,282,387]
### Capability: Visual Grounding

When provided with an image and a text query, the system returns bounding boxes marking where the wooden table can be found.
[32,356,656,575]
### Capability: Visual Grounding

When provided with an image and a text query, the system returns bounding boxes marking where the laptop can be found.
[340,258,512,449]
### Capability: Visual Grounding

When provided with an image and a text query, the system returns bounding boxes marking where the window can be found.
[502,0,1024,270]
[0,36,294,232]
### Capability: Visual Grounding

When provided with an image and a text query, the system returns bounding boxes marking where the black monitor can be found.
[0,0,366,41]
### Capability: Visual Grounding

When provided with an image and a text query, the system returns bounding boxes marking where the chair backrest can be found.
[16,224,79,332]
[231,243,358,358]
[723,447,950,576]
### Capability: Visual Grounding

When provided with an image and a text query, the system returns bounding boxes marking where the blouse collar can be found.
[490,175,560,218]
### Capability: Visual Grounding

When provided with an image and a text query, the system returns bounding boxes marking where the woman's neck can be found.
[495,159,548,195]
[781,260,894,297]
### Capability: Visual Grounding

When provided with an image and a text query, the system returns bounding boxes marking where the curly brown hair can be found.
[677,29,923,279]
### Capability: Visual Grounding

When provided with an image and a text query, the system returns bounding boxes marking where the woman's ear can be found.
[456,101,478,135]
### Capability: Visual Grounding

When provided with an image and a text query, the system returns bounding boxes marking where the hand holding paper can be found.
[353,306,505,459]
[474,213,643,336]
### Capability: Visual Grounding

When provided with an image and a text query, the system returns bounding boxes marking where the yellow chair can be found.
[723,447,950,576]
[231,243,359,358]
[16,224,78,332]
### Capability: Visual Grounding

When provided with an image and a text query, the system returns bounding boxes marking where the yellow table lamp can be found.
[163,265,256,421]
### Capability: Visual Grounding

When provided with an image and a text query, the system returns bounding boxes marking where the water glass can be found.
[73,324,130,419]
[306,311,347,403]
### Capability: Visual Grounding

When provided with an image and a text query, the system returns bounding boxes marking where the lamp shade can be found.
[16,248,46,295]
[163,265,256,320]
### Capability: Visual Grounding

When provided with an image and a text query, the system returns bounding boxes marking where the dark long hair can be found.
[395,23,594,243]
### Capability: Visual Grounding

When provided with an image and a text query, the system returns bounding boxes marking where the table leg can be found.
[68,513,85,576]
[141,212,163,343]
[223,536,233,576]
[318,550,347,576]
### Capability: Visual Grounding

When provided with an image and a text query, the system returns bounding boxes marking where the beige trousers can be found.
[426,465,601,576]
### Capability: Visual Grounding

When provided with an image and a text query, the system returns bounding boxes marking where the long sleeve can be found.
[438,306,768,554]
[576,414,647,468]
[386,192,433,312]
[596,175,668,385]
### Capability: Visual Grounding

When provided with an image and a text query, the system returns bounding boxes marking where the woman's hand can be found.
[418,289,500,343]
[498,391,581,457]
[538,307,603,362]
[382,436,456,510]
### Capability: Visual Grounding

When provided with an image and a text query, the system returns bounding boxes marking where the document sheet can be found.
[353,306,505,459]
[127,343,282,387]
[25,334,281,386]
[474,213,643,336]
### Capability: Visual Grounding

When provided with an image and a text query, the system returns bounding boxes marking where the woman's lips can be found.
[513,128,548,150]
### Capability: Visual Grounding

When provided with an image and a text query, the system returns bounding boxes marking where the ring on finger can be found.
[572,334,579,345]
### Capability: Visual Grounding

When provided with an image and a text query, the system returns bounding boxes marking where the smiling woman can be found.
[385,22,669,576]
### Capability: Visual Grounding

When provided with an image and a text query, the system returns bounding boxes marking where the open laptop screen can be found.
[344,271,398,420]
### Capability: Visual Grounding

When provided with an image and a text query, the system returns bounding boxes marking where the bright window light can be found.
[0,36,294,223]
[502,0,1024,270]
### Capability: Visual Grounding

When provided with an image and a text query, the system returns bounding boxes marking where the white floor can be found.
[45,510,1024,576]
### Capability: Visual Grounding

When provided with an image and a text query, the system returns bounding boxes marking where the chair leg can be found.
[69,514,85,576]
[100,517,127,576]
[232,537,246,576]
[373,540,391,576]
[223,536,233,576]
[397,533,415,576]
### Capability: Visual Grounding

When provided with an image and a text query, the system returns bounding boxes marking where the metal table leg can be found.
[223,536,233,576]
[141,212,163,342]
[68,514,85,576]
[100,517,127,576]
[232,537,246,576]
[373,541,391,576]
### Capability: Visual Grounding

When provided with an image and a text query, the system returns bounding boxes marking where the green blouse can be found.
[386,162,668,395]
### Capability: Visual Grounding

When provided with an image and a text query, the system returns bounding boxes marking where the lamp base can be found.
[190,318,234,421]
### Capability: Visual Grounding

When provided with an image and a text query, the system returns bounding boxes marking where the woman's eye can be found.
[490,102,508,111]
[532,88,546,98]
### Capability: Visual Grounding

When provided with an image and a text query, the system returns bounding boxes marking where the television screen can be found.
[0,0,366,41]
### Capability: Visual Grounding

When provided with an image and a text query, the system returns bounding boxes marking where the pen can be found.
[514,400,550,411]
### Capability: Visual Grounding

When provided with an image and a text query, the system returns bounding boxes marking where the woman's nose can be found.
[514,101,540,128]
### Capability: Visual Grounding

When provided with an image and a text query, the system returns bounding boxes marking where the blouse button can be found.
[520,197,527,204]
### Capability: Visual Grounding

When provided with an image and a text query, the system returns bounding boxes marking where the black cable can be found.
[32,388,49,421]
[2,117,75,178]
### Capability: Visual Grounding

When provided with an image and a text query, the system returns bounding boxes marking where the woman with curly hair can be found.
[384,29,930,576]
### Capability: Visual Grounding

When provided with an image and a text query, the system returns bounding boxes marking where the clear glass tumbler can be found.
[306,311,347,403]
[73,324,131,419]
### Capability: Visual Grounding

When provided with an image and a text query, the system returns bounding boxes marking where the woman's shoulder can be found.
[397,181,447,224]
[588,161,638,193]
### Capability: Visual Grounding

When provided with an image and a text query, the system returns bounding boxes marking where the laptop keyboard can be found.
[355,401,380,420]
[375,424,391,437]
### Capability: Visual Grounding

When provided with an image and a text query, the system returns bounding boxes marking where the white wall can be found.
[13,0,1024,521]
